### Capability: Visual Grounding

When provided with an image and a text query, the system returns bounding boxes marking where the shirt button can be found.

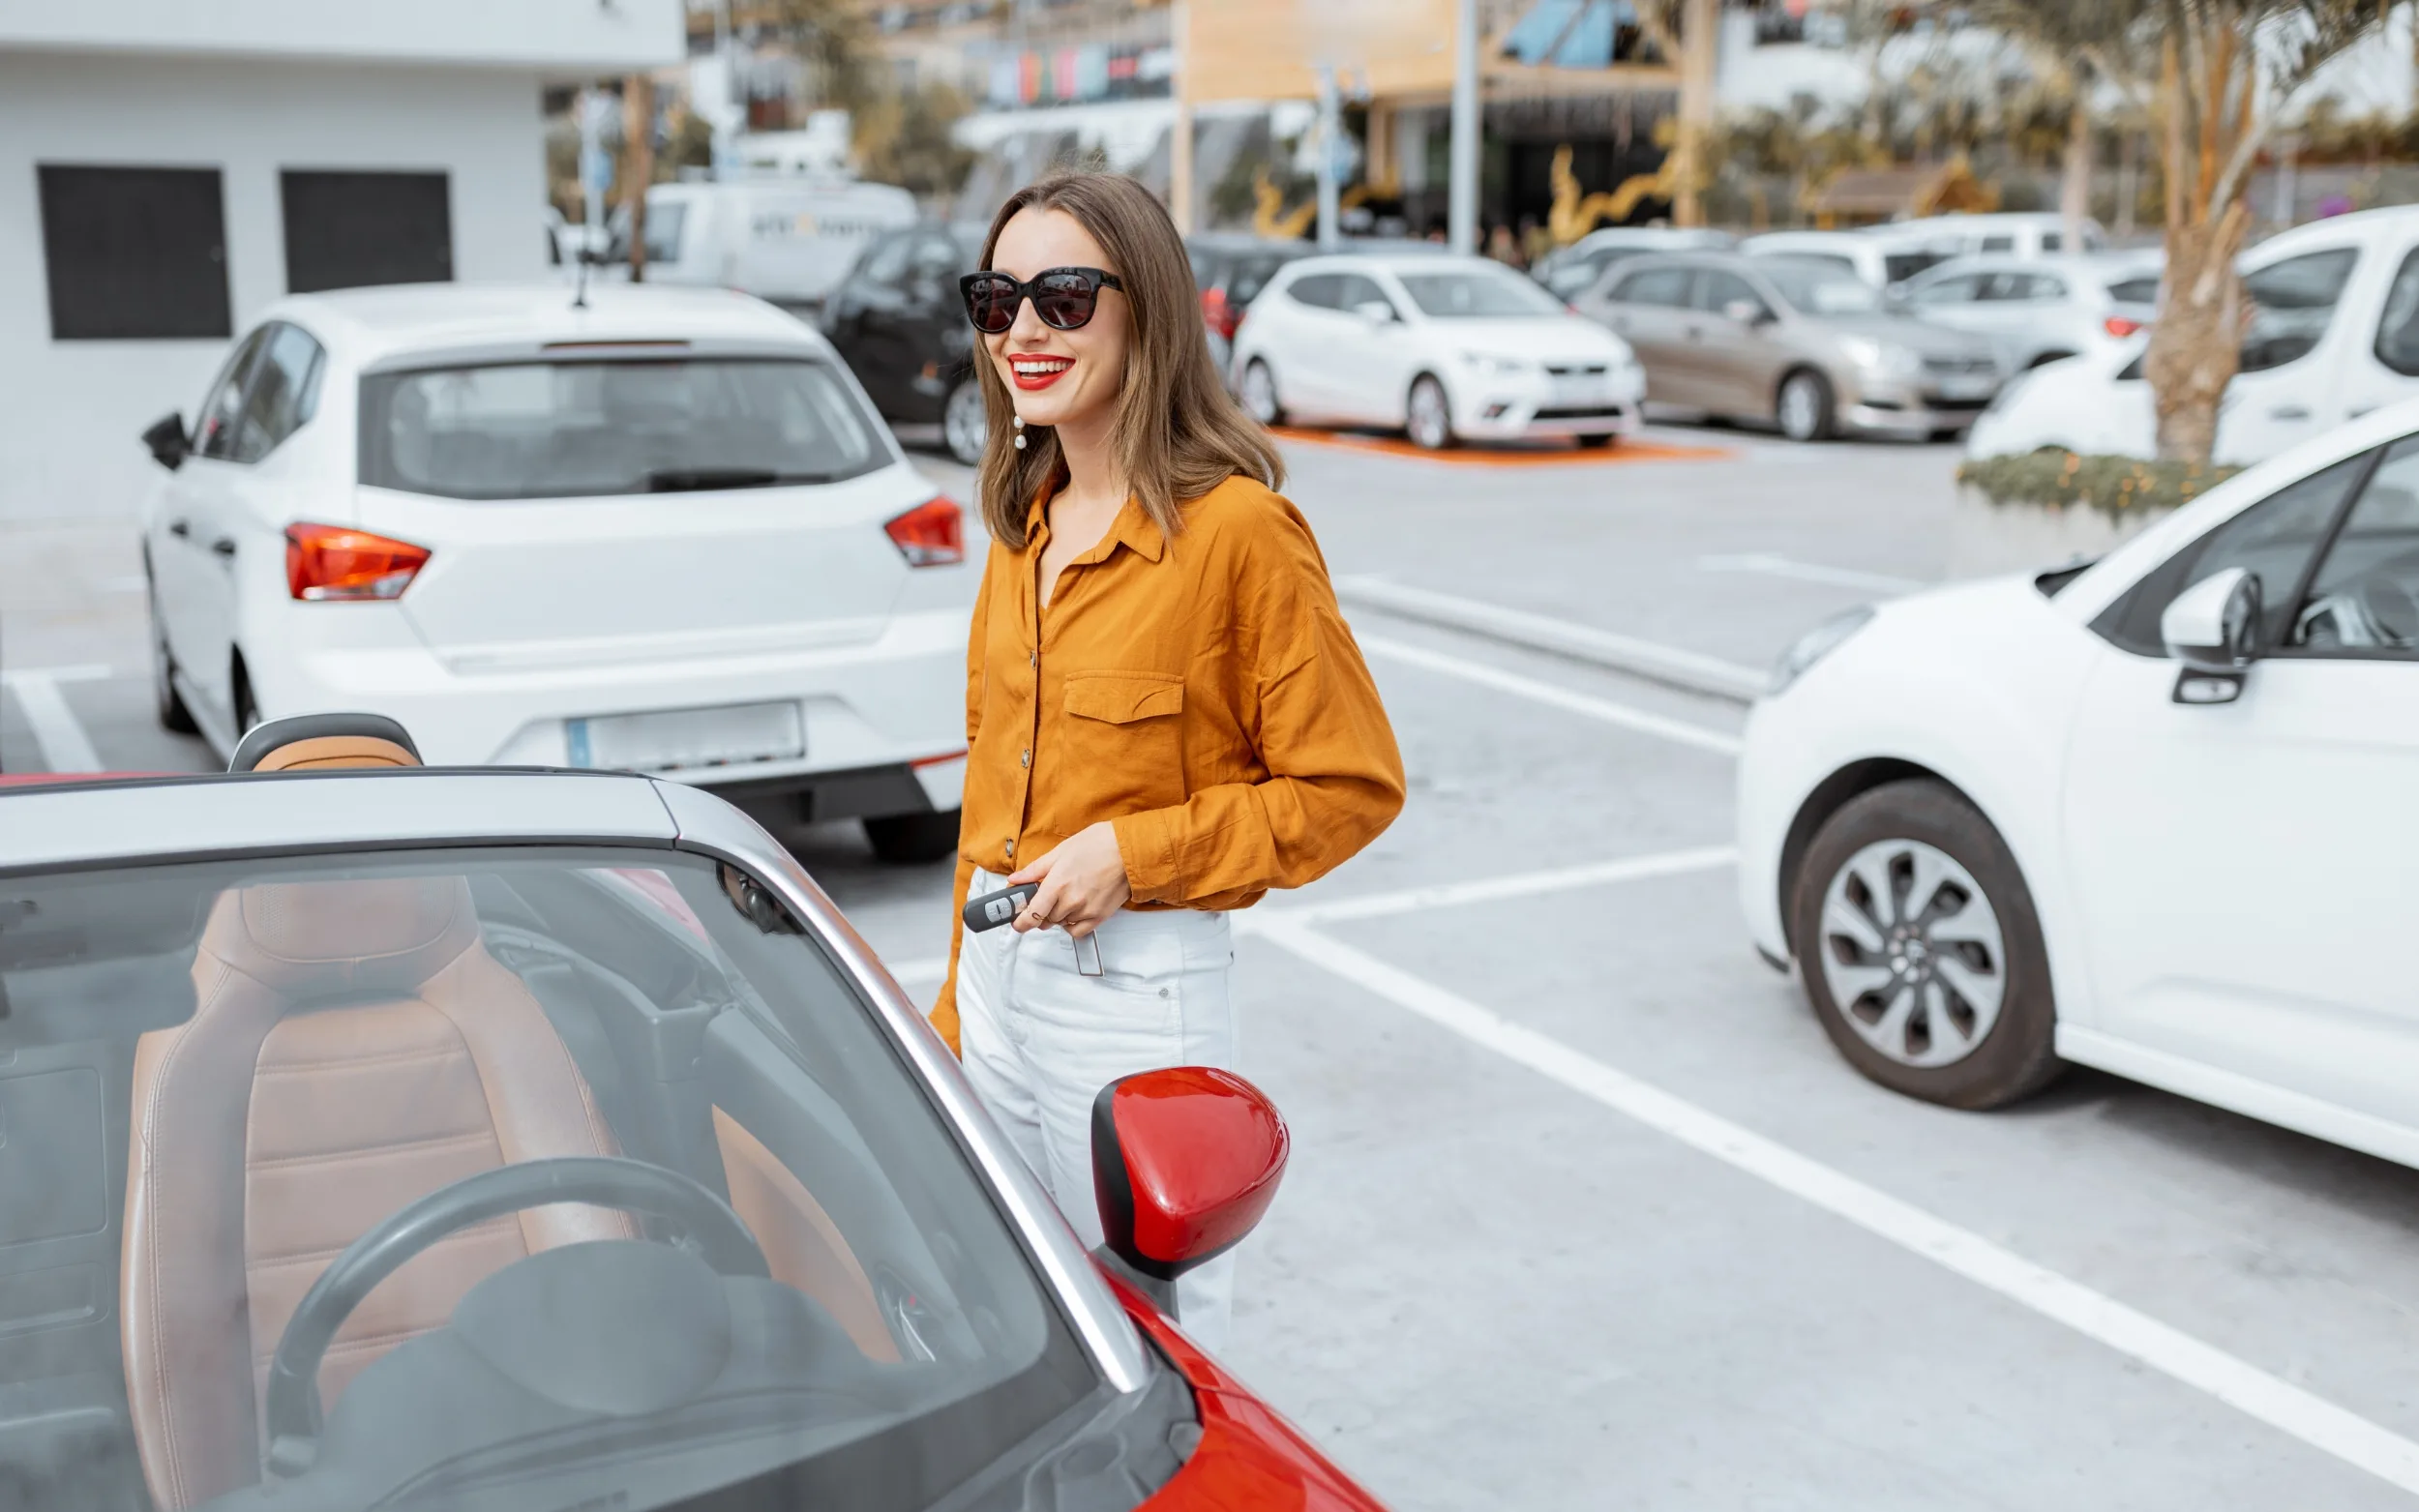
[1020,748,1030,767]
[1029,651,1037,667]
[1003,839,1015,859]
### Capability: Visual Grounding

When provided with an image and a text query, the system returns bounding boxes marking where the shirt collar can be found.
[1024,489,1166,565]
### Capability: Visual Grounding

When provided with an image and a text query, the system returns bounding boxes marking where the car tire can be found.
[1776,369,1836,443]
[148,586,197,735]
[1789,779,2060,1111]
[1406,374,1455,451]
[1239,359,1286,427]
[863,808,961,865]
[942,376,987,467]
[1574,433,1618,450]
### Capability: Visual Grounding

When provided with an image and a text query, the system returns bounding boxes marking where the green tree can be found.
[855,80,978,201]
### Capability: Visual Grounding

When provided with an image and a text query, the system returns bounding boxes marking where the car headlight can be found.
[1840,338,1921,381]
[1459,352,1530,376]
[1769,605,1875,697]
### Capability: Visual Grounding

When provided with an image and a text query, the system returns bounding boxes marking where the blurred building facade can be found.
[0,1,685,521]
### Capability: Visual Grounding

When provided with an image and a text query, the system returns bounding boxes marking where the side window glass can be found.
[2028,275,2068,300]
[194,327,271,460]
[862,233,913,285]
[1288,273,1342,310]
[2372,247,2419,377]
[2291,436,2419,655]
[1334,274,1394,315]
[1912,274,1980,306]
[230,323,326,463]
[2092,452,2372,655]
[911,234,961,281]
[1695,271,1766,317]
[1613,267,1689,307]
[2239,248,2358,373]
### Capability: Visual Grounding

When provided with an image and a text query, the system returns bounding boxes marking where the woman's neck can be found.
[1052,406,1125,515]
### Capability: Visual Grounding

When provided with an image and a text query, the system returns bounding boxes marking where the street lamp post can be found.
[1448,0,1478,254]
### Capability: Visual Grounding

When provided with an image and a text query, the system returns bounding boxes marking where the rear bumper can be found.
[240,604,971,821]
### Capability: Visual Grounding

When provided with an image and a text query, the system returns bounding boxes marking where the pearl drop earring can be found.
[1012,414,1027,451]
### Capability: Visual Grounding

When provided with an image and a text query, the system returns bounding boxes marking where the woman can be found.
[932,172,1404,1349]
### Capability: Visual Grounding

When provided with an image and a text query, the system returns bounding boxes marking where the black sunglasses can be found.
[959,267,1124,334]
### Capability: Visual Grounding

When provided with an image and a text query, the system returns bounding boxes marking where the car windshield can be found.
[359,358,886,500]
[1394,270,1568,318]
[0,845,1102,1512]
[1760,262,1887,316]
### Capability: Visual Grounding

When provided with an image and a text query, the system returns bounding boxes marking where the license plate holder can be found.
[565,701,804,772]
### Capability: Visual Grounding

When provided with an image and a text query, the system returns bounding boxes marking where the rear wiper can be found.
[642,467,838,492]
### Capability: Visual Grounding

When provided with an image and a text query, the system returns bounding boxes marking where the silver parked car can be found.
[1575,252,2007,442]
[1534,226,1739,299]
[1895,252,2163,372]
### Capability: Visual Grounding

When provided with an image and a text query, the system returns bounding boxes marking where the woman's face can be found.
[984,206,1130,437]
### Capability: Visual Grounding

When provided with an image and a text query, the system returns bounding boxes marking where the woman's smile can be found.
[1008,352,1074,391]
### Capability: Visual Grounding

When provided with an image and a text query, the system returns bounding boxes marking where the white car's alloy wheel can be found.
[1817,838,2006,1069]
[1407,375,1453,450]
[942,378,986,467]
[1240,360,1283,427]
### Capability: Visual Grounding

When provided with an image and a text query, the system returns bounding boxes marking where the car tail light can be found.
[1203,288,1237,341]
[284,522,430,601]
[2105,315,2144,338]
[885,495,965,567]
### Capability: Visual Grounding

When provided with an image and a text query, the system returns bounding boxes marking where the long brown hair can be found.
[971,172,1283,549]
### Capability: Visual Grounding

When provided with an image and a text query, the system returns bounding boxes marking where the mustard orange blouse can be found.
[929,473,1405,1052]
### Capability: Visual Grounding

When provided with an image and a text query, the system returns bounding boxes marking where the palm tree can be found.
[1967,0,2160,261]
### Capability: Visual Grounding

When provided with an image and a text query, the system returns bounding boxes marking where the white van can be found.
[613,179,918,314]
[1896,212,2108,259]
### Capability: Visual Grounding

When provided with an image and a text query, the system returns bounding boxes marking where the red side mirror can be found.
[1091,1068,1288,1284]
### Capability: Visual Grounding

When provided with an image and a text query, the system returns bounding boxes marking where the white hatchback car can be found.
[137,283,973,861]
[1741,398,2419,1165]
[1232,253,1646,450]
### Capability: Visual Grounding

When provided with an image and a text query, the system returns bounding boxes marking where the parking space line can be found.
[0,667,110,773]
[1697,552,1926,595]
[1249,845,1736,927]
[1356,636,1745,756]
[879,845,1740,989]
[1338,578,1768,702]
[1252,918,2419,1496]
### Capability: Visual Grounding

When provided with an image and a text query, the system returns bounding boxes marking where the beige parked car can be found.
[1575,252,2007,442]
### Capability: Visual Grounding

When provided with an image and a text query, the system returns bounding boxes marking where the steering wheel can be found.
[262,1156,770,1477]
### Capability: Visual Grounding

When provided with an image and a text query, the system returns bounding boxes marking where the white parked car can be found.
[1740,399,2419,1168]
[1233,253,1646,449]
[136,283,973,861]
[1891,211,2109,260]
[1741,228,1959,289]
[1896,252,2162,371]
[1970,205,2419,464]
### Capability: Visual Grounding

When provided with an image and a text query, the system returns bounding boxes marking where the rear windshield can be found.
[359,358,885,501]
[2106,275,2162,306]
[1883,252,1949,282]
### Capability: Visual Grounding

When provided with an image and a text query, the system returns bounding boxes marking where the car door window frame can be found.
[2275,433,2419,661]
[2238,246,2360,373]
[2089,447,2384,656]
[228,321,328,464]
[193,326,273,461]
[2371,245,2419,377]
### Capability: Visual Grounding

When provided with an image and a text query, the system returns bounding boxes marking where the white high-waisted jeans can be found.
[953,869,1239,1351]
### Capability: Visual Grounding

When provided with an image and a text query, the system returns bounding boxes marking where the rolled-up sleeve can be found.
[1113,508,1404,907]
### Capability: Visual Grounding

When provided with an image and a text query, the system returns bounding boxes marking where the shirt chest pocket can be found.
[1058,670,1186,809]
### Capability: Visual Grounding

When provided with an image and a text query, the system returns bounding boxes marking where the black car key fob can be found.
[964,882,1037,933]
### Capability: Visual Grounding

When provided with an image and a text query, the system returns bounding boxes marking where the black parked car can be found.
[823,224,989,465]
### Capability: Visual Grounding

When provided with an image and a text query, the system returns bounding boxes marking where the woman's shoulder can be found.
[1181,472,1312,545]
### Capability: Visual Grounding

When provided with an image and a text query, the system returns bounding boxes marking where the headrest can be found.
[195,876,478,999]
[231,713,422,774]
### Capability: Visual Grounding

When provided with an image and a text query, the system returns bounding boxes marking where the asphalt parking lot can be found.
[11,421,2419,1508]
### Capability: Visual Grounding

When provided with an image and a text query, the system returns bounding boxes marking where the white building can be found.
[0,1,683,521]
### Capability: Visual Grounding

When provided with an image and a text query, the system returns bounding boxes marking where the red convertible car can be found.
[0,716,1385,1512]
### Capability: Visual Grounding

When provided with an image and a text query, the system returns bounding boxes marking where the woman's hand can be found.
[1006,822,1131,939]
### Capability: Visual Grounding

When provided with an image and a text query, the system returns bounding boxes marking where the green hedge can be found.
[1956,451,2243,518]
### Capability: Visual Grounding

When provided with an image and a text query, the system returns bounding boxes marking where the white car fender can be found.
[1742,576,2108,1030]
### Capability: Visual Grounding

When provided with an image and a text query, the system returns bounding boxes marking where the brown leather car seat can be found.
[120,875,636,1510]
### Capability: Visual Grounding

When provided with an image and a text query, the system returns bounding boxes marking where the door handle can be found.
[209,538,236,558]
[2269,405,2312,421]
[167,519,191,538]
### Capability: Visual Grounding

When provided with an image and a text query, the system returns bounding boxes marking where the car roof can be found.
[2246,202,2419,261]
[1276,252,1509,277]
[1914,252,2159,280]
[261,283,827,369]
